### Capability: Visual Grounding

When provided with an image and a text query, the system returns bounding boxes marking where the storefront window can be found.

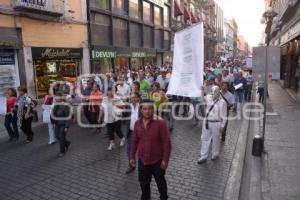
[34,60,80,98]
[154,6,162,26]
[115,57,129,70]
[163,5,170,28]
[93,58,113,74]
[0,49,18,96]
[113,0,127,15]
[131,58,143,70]
[129,0,139,19]
[143,2,152,22]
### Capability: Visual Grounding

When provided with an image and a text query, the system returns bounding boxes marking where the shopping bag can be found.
[42,109,51,123]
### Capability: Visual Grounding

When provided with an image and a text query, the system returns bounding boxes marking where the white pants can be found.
[200,120,221,159]
[48,123,56,144]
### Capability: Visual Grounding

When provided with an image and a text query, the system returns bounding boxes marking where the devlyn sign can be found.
[93,51,116,58]
[92,50,156,58]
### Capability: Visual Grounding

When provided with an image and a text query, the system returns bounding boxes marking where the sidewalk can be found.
[261,82,300,200]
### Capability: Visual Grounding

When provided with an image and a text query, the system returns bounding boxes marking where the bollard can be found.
[252,135,263,157]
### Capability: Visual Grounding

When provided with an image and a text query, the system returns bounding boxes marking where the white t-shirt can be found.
[103,96,124,123]
[116,83,131,98]
[205,95,227,128]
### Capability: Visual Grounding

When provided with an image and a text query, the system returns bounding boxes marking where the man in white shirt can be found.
[116,78,131,100]
[125,92,140,174]
[220,82,235,142]
[198,86,227,164]
[156,71,169,91]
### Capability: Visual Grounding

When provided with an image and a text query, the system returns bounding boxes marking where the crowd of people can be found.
[3,57,260,200]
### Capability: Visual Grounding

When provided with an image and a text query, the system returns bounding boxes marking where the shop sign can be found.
[148,0,164,7]
[281,22,300,45]
[93,50,116,58]
[14,0,64,16]
[0,41,18,47]
[132,52,146,58]
[0,49,15,65]
[116,52,131,57]
[146,52,156,57]
[32,48,82,59]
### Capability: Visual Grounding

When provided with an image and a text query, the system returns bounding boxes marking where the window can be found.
[129,0,140,19]
[99,0,109,10]
[155,29,163,49]
[91,14,112,45]
[113,0,127,15]
[144,26,153,48]
[113,18,128,46]
[163,5,170,28]
[130,23,142,47]
[154,6,161,26]
[164,31,170,50]
[143,1,152,22]
[90,0,110,10]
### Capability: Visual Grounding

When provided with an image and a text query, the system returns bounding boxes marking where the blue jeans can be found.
[234,90,244,108]
[4,114,19,139]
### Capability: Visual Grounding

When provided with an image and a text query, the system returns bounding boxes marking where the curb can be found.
[223,115,250,200]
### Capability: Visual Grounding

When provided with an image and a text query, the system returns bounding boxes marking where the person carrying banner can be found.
[198,86,227,164]
[220,82,235,142]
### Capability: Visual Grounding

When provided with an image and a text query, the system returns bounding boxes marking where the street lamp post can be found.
[261,6,278,153]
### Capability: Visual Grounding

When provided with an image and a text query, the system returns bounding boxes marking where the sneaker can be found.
[119,138,126,147]
[58,153,65,158]
[197,158,207,164]
[23,140,32,144]
[211,156,219,161]
[107,141,115,151]
[48,141,57,145]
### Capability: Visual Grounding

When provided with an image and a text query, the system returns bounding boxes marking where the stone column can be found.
[23,46,36,98]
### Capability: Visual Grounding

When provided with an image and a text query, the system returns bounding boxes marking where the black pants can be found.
[245,85,253,101]
[83,105,92,124]
[107,120,123,140]
[4,114,19,139]
[89,111,99,125]
[55,125,70,153]
[21,117,33,141]
[222,107,230,141]
[175,96,190,115]
[138,160,168,200]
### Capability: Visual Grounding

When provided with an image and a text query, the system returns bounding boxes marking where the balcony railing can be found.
[13,0,64,17]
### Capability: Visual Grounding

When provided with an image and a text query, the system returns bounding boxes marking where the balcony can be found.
[13,0,64,17]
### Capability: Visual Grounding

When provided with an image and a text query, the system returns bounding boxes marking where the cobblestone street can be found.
[0,115,242,200]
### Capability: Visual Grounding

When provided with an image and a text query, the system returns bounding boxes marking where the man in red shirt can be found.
[130,99,171,200]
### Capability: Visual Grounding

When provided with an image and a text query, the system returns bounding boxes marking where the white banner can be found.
[167,23,204,97]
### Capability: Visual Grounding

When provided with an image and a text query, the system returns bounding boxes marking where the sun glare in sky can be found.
[215,0,266,47]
